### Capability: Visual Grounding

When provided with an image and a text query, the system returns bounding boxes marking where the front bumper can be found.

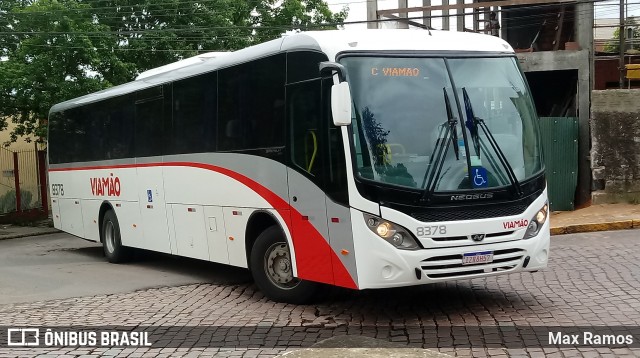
[351,196,550,289]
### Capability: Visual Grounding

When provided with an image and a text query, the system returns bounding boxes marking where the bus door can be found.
[286,78,354,287]
[135,85,172,254]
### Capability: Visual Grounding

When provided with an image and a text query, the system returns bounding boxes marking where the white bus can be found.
[48,30,550,303]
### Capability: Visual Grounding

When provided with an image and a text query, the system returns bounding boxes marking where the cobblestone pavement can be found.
[0,229,639,357]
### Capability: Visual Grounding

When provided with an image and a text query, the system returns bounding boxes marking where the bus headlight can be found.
[363,213,421,250]
[524,203,548,239]
[376,222,392,237]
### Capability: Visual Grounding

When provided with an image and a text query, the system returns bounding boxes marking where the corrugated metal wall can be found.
[539,117,579,211]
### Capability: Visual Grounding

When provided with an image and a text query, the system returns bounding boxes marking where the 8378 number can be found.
[51,184,64,196]
[416,225,447,237]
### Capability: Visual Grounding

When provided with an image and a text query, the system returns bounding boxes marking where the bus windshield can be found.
[342,55,543,192]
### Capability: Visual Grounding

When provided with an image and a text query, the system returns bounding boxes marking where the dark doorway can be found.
[525,70,578,117]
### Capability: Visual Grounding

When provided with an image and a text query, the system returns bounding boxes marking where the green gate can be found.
[539,117,579,211]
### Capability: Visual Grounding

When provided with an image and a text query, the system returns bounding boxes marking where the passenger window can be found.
[135,87,164,157]
[64,107,88,162]
[107,98,135,160]
[171,73,217,154]
[218,54,285,152]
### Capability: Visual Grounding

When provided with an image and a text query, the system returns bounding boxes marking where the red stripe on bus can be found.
[49,162,358,289]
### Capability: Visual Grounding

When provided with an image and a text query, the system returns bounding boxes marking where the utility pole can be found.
[367,0,378,29]
[619,0,626,88]
[398,0,409,28]
[423,0,431,28]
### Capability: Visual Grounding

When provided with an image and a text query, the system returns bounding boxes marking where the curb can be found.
[0,229,60,241]
[277,336,451,358]
[279,347,450,358]
[550,219,640,236]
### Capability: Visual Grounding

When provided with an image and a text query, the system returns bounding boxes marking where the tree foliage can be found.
[0,0,348,144]
[0,0,132,142]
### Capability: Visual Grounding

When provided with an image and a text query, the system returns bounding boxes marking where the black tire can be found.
[250,225,318,304]
[101,210,132,263]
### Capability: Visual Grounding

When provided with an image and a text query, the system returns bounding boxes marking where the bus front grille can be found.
[411,203,529,222]
[420,248,525,279]
[430,231,515,242]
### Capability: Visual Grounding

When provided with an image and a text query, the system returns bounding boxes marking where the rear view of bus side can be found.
[48,30,550,303]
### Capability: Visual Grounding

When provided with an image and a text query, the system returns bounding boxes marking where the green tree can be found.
[0,0,347,144]
[604,19,640,53]
[0,0,132,143]
[87,0,256,76]
[252,0,348,43]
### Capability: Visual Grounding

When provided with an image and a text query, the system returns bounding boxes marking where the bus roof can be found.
[50,29,514,113]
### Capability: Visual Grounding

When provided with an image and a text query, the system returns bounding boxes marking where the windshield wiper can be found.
[462,87,523,197]
[444,89,460,161]
[419,89,460,202]
[462,89,481,157]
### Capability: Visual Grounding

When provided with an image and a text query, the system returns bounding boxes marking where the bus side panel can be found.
[325,199,358,288]
[51,198,62,230]
[222,207,250,268]
[169,204,210,261]
[163,165,271,208]
[286,168,335,286]
[204,205,229,264]
[113,200,144,249]
[80,199,102,242]
[58,198,84,238]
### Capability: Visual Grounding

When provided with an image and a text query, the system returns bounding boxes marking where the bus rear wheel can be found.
[101,210,131,263]
[250,226,317,304]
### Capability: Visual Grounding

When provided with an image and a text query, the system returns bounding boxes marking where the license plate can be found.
[462,251,494,265]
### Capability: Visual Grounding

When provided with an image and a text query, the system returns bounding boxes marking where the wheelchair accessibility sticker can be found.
[472,167,488,188]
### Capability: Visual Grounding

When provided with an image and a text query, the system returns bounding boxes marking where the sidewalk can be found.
[0,221,59,241]
[278,336,451,358]
[550,203,640,235]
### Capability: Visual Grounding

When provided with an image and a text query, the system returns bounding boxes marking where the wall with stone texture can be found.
[591,89,640,204]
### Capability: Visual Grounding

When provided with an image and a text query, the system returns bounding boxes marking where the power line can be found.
[0,0,635,49]
[2,1,635,37]
[0,0,621,23]
[0,0,351,17]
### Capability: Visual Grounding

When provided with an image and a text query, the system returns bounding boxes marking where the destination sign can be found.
[371,67,420,77]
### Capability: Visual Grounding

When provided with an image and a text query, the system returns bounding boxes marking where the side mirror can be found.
[331,82,352,126]
[319,61,352,126]
[319,61,347,82]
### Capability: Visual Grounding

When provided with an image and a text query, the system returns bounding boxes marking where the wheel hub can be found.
[104,221,115,254]
[265,243,299,288]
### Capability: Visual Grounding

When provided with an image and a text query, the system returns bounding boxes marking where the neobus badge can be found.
[450,193,494,201]
[90,176,121,197]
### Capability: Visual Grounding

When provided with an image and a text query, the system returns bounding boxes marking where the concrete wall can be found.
[591,89,640,204]
[517,49,592,206]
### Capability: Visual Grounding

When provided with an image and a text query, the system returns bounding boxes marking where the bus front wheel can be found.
[101,210,131,263]
[250,226,317,304]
